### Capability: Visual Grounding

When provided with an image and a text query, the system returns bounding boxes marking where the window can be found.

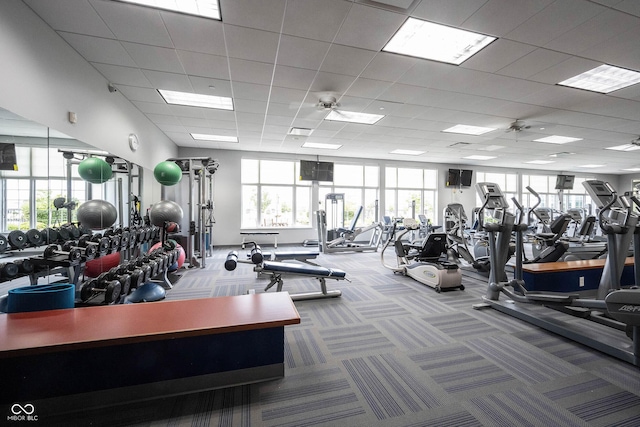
[320,164,379,227]
[385,167,437,223]
[241,159,311,228]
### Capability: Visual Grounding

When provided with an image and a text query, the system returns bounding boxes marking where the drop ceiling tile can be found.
[220,0,286,32]
[276,35,331,70]
[272,65,318,91]
[344,77,393,99]
[228,58,275,85]
[319,44,377,77]
[224,25,279,63]
[177,50,229,79]
[282,0,352,42]
[121,42,184,73]
[334,3,406,51]
[232,82,271,102]
[91,63,152,87]
[162,12,226,56]
[59,32,136,66]
[580,26,640,70]
[141,70,193,92]
[91,0,174,47]
[411,0,486,26]
[26,0,114,38]
[168,104,208,118]
[527,56,601,85]
[462,0,554,37]
[132,100,173,115]
[202,109,237,122]
[235,99,268,114]
[360,52,418,82]
[310,72,358,95]
[496,48,571,79]
[268,87,309,105]
[188,76,233,97]
[145,113,182,125]
[505,0,604,46]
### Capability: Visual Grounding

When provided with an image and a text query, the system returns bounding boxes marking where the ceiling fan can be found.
[316,95,340,111]
[505,120,531,133]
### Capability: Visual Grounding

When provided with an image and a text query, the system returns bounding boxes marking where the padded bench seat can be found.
[0,293,300,415]
[240,231,279,248]
[262,261,346,278]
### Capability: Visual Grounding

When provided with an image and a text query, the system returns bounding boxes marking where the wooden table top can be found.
[0,293,300,358]
[523,257,634,273]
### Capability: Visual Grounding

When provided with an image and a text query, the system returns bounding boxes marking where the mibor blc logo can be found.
[7,403,38,422]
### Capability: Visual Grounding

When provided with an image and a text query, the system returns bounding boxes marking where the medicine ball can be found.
[78,157,113,184]
[153,161,182,186]
[77,200,118,230]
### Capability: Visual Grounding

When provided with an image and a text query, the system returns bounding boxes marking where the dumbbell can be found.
[80,278,121,304]
[25,229,44,247]
[41,228,59,245]
[128,268,145,289]
[0,234,8,253]
[0,262,19,279]
[119,230,130,248]
[68,224,81,239]
[56,226,72,242]
[61,240,96,260]
[7,230,28,250]
[89,234,111,254]
[225,251,239,271]
[75,235,100,259]
[43,244,81,262]
[14,258,34,274]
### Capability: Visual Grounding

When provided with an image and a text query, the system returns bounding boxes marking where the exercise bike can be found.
[473,181,640,367]
[381,218,463,293]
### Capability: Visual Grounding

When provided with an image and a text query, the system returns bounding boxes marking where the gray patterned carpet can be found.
[47,245,640,426]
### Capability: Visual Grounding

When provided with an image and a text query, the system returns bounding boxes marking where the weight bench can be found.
[250,250,320,265]
[226,245,345,301]
[240,232,278,249]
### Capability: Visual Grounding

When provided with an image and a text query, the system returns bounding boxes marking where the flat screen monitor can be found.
[0,143,18,171]
[555,174,575,190]
[460,169,473,187]
[446,169,460,187]
[299,160,334,182]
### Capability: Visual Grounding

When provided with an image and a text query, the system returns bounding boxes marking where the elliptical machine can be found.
[473,181,640,367]
[381,218,464,293]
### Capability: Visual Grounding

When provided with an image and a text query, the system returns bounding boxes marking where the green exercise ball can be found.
[78,157,113,184]
[154,161,182,186]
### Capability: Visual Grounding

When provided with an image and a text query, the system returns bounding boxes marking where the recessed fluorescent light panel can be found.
[390,149,425,155]
[525,160,555,165]
[579,164,605,168]
[158,89,233,110]
[191,133,237,142]
[605,144,640,152]
[623,167,640,172]
[288,127,313,136]
[302,142,341,150]
[117,0,221,20]
[549,152,576,158]
[463,155,495,160]
[534,135,582,144]
[558,64,640,93]
[442,124,496,135]
[324,110,384,125]
[383,18,496,65]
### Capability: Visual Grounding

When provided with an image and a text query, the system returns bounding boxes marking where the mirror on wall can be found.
[0,107,143,237]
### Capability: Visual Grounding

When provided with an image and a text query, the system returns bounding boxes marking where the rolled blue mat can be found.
[6,283,75,313]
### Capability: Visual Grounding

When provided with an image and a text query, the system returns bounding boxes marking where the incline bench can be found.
[522,257,635,292]
[0,293,300,415]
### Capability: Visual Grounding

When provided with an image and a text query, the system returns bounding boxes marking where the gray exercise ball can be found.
[77,200,118,230]
[149,200,184,227]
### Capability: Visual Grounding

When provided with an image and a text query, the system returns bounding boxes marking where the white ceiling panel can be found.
[26,0,115,38]
[20,0,640,174]
[59,32,136,67]
[91,0,174,48]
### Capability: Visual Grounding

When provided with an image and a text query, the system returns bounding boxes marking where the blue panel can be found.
[523,265,634,292]
[3,327,284,403]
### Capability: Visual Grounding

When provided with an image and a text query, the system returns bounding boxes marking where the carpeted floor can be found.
[45,245,640,426]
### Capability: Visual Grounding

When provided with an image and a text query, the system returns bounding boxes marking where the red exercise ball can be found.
[169,244,186,272]
[84,252,121,278]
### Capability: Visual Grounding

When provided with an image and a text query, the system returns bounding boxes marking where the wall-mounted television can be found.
[0,143,18,171]
[460,169,473,187]
[446,169,460,187]
[447,168,473,187]
[299,160,334,182]
[555,174,575,190]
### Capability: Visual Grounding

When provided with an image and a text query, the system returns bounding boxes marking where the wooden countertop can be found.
[0,293,300,358]
[523,257,634,273]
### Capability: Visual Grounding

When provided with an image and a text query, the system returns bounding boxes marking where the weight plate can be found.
[104,281,122,304]
[16,259,34,274]
[8,230,27,250]
[57,227,71,242]
[84,244,97,258]
[0,235,7,253]
[69,248,81,262]
[41,228,59,244]
[119,274,131,296]
[1,262,19,278]
[69,224,81,239]
[26,229,42,246]
[43,244,59,258]
[80,280,95,302]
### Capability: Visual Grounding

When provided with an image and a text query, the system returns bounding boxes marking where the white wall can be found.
[0,1,177,173]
